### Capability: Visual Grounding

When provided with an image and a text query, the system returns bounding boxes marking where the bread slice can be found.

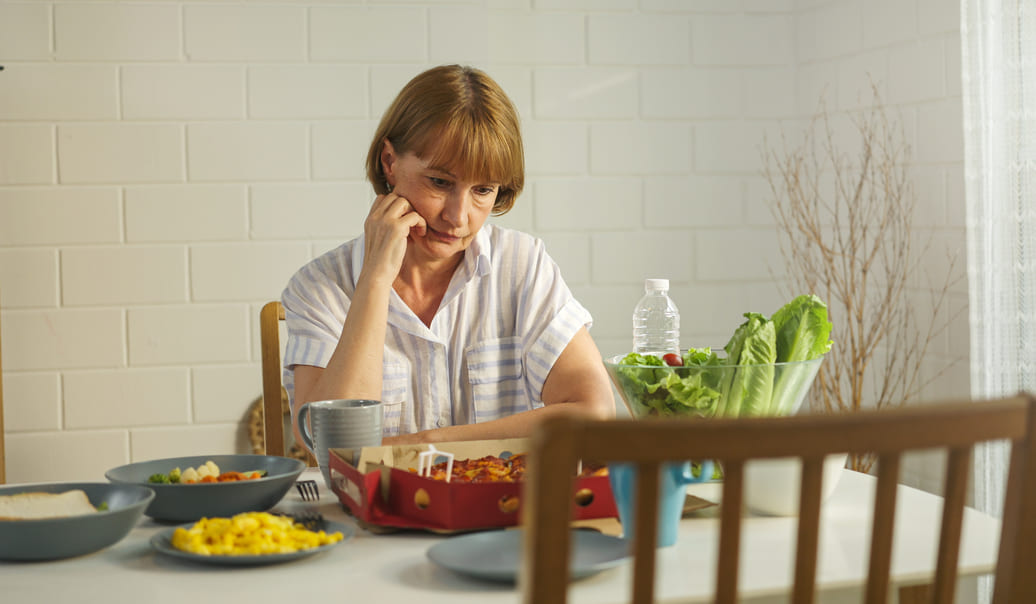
[0,490,98,520]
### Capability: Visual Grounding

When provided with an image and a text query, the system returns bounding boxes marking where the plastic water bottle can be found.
[632,278,680,355]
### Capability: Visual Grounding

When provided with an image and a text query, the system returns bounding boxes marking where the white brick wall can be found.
[589,13,691,65]
[186,123,308,181]
[62,247,188,305]
[534,178,641,231]
[193,364,263,424]
[0,0,967,486]
[0,249,58,308]
[693,15,795,66]
[0,65,119,120]
[55,3,182,61]
[125,185,249,242]
[127,306,249,366]
[248,65,368,119]
[184,5,306,62]
[58,124,185,184]
[64,368,191,429]
[310,7,427,63]
[642,68,743,118]
[3,373,61,432]
[7,310,125,371]
[533,68,638,119]
[488,13,585,64]
[122,65,245,120]
[591,122,693,174]
[189,243,312,301]
[250,183,371,239]
[0,125,54,184]
[0,3,50,60]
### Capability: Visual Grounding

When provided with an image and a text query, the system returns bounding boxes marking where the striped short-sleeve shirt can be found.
[281,223,593,437]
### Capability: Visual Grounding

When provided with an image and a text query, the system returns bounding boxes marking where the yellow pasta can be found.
[171,511,343,556]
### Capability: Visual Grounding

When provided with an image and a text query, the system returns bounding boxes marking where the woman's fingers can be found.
[362,192,425,279]
[405,208,427,238]
[367,194,423,235]
[371,192,415,219]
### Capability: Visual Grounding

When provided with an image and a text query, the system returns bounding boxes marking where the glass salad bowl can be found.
[603,349,825,420]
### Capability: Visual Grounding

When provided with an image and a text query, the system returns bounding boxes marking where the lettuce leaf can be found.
[771,294,834,363]
[718,313,777,417]
[769,294,833,414]
[614,350,724,418]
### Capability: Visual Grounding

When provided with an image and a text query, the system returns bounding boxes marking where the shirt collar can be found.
[465,223,494,280]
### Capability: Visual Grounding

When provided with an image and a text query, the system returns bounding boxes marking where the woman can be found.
[282,64,614,447]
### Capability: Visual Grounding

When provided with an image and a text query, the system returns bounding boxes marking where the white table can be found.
[0,468,1001,603]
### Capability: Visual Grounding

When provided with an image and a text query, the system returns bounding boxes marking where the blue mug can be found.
[609,461,714,548]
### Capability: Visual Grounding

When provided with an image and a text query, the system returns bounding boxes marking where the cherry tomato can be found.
[663,353,683,367]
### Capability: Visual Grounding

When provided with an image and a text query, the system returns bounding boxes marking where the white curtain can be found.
[961,0,1036,601]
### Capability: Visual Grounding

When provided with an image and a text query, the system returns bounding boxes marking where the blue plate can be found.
[150,519,353,566]
[0,482,154,561]
[106,454,305,522]
[427,528,628,583]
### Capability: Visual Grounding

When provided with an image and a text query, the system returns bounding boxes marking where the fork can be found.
[274,510,327,532]
[296,479,319,501]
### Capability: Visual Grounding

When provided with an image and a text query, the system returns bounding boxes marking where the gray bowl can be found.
[105,454,305,523]
[0,482,155,561]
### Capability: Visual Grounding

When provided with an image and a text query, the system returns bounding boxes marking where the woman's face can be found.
[383,144,500,262]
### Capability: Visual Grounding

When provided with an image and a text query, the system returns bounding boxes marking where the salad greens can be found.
[613,294,833,419]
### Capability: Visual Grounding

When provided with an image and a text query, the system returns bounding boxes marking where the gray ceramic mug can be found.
[297,399,383,489]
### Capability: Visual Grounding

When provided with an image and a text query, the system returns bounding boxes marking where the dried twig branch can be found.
[762,84,964,471]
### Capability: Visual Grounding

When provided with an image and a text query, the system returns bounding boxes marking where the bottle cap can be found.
[644,278,669,291]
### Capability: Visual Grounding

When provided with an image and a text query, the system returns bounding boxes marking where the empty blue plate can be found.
[427,528,629,583]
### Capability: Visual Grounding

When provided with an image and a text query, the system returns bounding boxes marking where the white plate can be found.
[686,481,724,504]
[427,528,628,583]
[150,520,353,566]
[686,456,848,516]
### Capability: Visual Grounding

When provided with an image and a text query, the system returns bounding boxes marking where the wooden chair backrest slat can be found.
[715,460,743,603]
[260,301,287,458]
[792,456,824,604]
[866,453,900,604]
[630,460,660,604]
[932,447,970,600]
[992,400,1036,601]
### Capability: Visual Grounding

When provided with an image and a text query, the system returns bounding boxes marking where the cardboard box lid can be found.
[331,437,530,474]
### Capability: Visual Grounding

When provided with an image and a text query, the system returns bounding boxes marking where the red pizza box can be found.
[327,438,617,532]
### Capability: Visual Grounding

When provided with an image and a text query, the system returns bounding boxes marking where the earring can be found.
[386,182,393,193]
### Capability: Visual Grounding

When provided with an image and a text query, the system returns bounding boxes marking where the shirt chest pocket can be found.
[380,358,412,437]
[466,337,530,423]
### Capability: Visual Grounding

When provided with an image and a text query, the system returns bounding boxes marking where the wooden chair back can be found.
[522,395,1036,604]
[258,301,317,466]
[259,301,287,458]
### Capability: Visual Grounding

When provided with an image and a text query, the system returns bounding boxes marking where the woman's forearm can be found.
[293,272,392,408]
[289,274,393,447]
[382,398,614,445]
[382,326,616,445]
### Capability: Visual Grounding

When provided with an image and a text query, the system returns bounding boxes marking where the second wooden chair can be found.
[522,395,1036,604]
[258,300,315,466]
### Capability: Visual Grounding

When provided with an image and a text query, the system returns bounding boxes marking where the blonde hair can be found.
[366,65,524,215]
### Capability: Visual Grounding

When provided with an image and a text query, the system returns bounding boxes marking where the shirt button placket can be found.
[435,343,449,428]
